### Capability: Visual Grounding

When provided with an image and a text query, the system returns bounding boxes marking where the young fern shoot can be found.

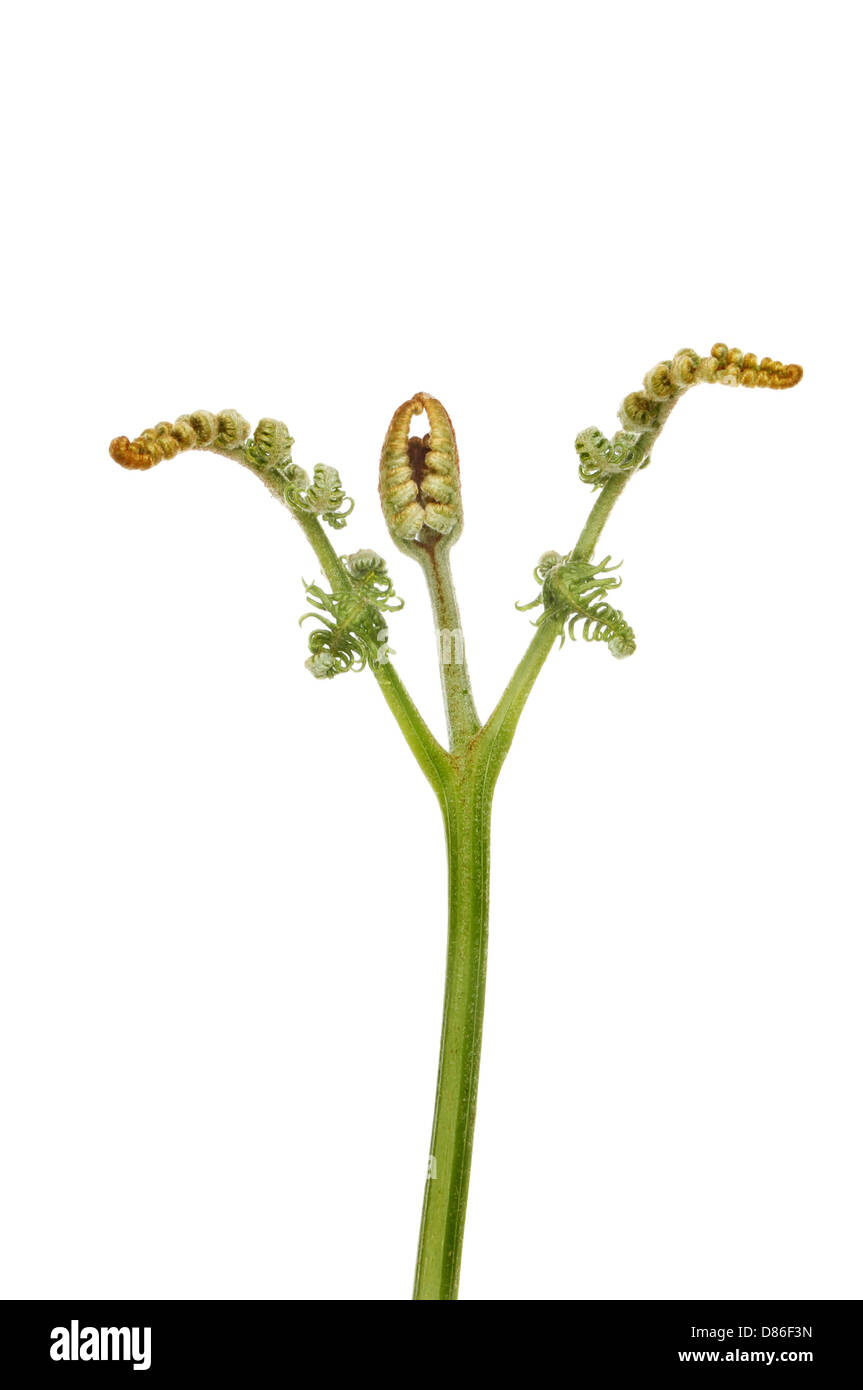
[110,341,802,1301]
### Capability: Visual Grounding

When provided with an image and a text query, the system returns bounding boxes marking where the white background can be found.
[2,2,860,1301]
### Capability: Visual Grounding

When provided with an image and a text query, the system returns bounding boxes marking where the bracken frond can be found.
[577,342,803,489]
[110,409,354,529]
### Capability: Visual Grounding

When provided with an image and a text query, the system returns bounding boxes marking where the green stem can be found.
[373,659,452,795]
[287,465,631,1300]
[480,622,560,786]
[289,507,351,592]
[417,546,481,751]
[284,504,451,794]
[413,474,634,1298]
[413,756,491,1300]
[572,471,630,561]
[477,472,632,782]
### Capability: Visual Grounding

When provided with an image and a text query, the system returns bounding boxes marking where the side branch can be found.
[571,472,630,561]
[477,622,559,789]
[290,509,452,794]
[478,473,631,783]
[372,660,454,797]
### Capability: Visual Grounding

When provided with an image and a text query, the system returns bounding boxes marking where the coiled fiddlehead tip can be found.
[571,340,804,488]
[534,550,564,582]
[704,343,802,389]
[575,427,649,488]
[642,361,675,401]
[617,391,669,434]
[285,463,354,529]
[608,627,637,659]
[342,548,387,579]
[212,409,250,449]
[305,651,333,679]
[111,406,356,532]
[340,549,404,609]
[109,435,151,469]
[379,392,463,555]
[109,410,251,470]
[248,417,295,470]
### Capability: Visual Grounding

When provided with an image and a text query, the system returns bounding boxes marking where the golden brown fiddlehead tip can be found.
[379,392,463,553]
[705,344,803,389]
[576,342,803,493]
[109,410,251,470]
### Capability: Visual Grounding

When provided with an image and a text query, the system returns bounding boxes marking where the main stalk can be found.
[413,758,492,1300]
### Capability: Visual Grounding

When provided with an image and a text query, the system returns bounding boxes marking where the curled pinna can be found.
[303,599,371,679]
[301,583,397,679]
[518,552,636,659]
[248,417,295,471]
[575,427,650,488]
[341,549,403,606]
[300,554,403,679]
[286,464,354,529]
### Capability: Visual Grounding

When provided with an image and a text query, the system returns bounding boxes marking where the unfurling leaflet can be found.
[301,551,404,680]
[575,427,650,487]
[288,464,354,529]
[518,553,636,659]
[247,417,295,470]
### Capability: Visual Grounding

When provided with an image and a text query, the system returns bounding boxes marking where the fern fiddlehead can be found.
[379,392,462,549]
[109,409,251,470]
[289,464,354,528]
[575,427,650,487]
[301,550,403,679]
[538,341,803,658]
[110,409,353,527]
[576,343,803,490]
[109,341,804,1304]
[518,552,636,658]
